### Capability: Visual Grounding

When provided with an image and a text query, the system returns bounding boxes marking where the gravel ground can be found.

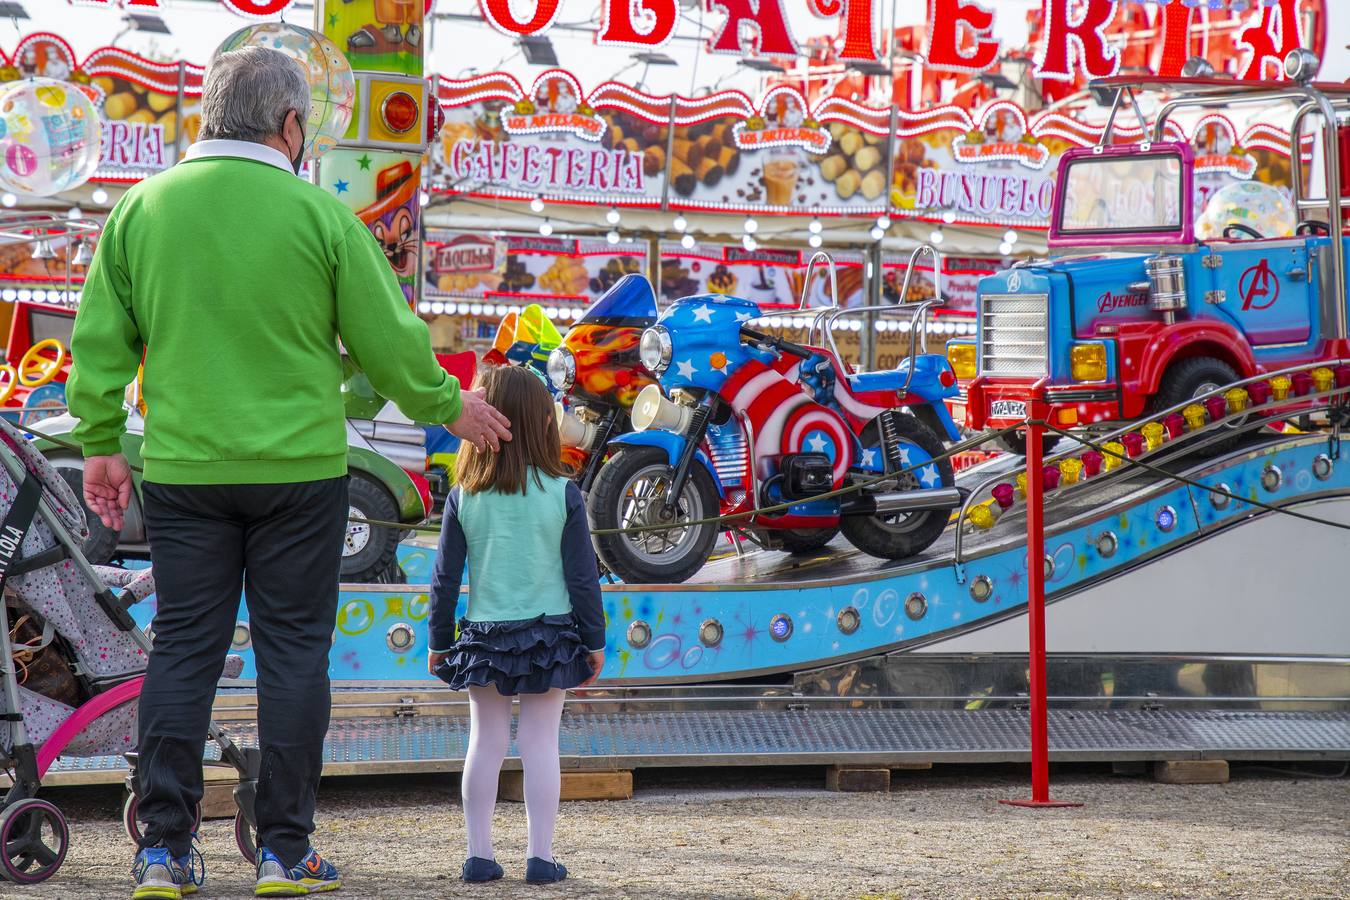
[13,764,1349,899]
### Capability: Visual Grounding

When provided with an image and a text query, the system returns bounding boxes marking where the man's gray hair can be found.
[199,46,310,144]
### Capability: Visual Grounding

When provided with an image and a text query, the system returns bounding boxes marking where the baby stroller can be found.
[0,418,258,884]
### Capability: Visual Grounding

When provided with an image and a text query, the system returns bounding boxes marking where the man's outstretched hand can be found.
[444,388,512,453]
[83,454,132,532]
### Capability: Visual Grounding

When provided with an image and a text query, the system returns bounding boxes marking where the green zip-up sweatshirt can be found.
[68,152,461,485]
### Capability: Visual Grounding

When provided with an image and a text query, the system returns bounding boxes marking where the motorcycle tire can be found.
[841,413,954,560]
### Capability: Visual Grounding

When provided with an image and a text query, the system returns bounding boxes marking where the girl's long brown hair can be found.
[455,365,570,494]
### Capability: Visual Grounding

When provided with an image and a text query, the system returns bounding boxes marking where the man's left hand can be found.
[84,454,133,532]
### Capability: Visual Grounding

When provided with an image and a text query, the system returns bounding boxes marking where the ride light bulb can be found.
[808,234,822,248]
[672,214,687,232]
[742,235,757,252]
[1312,367,1335,393]
[606,206,621,225]
[929,229,945,245]
[876,215,891,230]
[539,219,553,237]
[870,226,885,241]
[1141,422,1165,451]
[743,216,758,235]
[1080,450,1103,478]
[1121,433,1145,458]
[1102,442,1126,471]
[1204,395,1228,422]
[530,195,545,213]
[1042,466,1061,491]
[1,193,15,208]
[606,230,620,245]
[91,187,109,205]
[1269,375,1291,401]
[999,241,1014,256]
[991,483,1015,510]
[1003,229,1019,245]
[680,233,696,249]
[1225,387,1251,412]
[1182,404,1206,431]
[1059,458,1083,485]
[808,218,823,234]
[1163,413,1186,439]
[942,210,956,224]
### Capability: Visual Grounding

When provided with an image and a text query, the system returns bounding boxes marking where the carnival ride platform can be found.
[43,428,1350,783]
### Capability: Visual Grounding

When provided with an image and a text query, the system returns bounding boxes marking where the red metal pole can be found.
[1001,392,1080,809]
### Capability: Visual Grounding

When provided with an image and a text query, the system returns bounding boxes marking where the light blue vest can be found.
[458,472,572,623]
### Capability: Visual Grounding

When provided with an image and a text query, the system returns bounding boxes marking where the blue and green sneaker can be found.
[131,846,202,899]
[255,846,341,896]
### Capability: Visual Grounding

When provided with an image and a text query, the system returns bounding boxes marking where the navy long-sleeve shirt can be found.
[428,475,606,652]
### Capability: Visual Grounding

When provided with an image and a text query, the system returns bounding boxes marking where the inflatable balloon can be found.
[214,22,354,162]
[1195,180,1296,241]
[0,78,101,196]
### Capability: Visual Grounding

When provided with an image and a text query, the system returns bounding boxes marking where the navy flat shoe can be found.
[461,857,504,882]
[525,857,567,884]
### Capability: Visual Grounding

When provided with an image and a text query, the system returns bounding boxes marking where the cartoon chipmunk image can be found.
[358,161,420,305]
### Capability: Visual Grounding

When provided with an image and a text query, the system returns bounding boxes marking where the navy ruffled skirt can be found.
[434,614,592,696]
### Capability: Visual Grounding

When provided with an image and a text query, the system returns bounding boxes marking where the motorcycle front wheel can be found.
[589,446,720,585]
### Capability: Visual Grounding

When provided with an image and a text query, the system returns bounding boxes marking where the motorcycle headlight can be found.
[640,325,672,375]
[546,347,576,391]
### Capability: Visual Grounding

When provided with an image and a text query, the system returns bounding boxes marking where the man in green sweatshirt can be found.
[67,46,509,900]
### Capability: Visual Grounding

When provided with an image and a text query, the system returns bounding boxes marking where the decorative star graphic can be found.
[691,303,715,323]
[356,154,373,171]
[807,433,828,454]
[860,447,877,467]
[675,359,697,379]
[898,446,913,466]
[328,13,339,27]
[734,311,753,322]
[919,465,940,487]
[334,179,349,194]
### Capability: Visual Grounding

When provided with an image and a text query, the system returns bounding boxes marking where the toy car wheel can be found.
[343,474,402,584]
[234,810,258,865]
[1153,357,1241,454]
[777,527,839,555]
[589,446,720,585]
[841,414,954,561]
[122,791,201,846]
[55,466,118,565]
[0,798,68,884]
[996,431,1061,457]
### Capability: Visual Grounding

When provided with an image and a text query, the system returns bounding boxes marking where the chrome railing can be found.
[952,358,1350,573]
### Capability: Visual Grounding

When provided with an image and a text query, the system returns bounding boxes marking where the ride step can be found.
[200,764,240,819]
[825,765,891,792]
[1152,759,1230,785]
[499,769,633,802]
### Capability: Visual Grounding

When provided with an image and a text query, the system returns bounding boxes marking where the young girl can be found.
[427,365,605,885]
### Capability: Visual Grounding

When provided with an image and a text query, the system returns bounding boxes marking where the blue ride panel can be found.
[127,439,1344,683]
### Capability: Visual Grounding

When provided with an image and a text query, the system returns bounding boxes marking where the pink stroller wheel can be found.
[0,798,68,884]
[121,791,202,846]
[234,810,258,865]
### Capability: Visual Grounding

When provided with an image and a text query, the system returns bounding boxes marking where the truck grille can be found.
[705,420,747,488]
[979,292,1048,377]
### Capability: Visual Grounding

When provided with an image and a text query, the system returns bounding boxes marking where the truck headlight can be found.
[946,341,977,380]
[547,347,575,391]
[1070,343,1108,382]
[639,325,672,375]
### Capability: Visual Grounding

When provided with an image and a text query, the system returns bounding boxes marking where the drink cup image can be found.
[763,156,799,207]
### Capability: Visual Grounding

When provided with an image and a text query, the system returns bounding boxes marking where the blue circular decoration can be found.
[769,613,793,641]
[1156,505,1177,533]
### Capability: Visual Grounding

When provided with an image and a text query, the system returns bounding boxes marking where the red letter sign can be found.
[1154,2,1192,79]
[924,0,999,74]
[479,0,562,37]
[1034,0,1121,82]
[1240,0,1302,80]
[705,0,798,58]
[808,0,878,62]
[599,0,681,48]
[222,0,295,17]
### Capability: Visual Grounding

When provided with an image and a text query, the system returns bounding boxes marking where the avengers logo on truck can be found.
[1097,290,1149,314]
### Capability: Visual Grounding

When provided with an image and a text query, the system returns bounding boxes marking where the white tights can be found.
[461,685,565,862]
